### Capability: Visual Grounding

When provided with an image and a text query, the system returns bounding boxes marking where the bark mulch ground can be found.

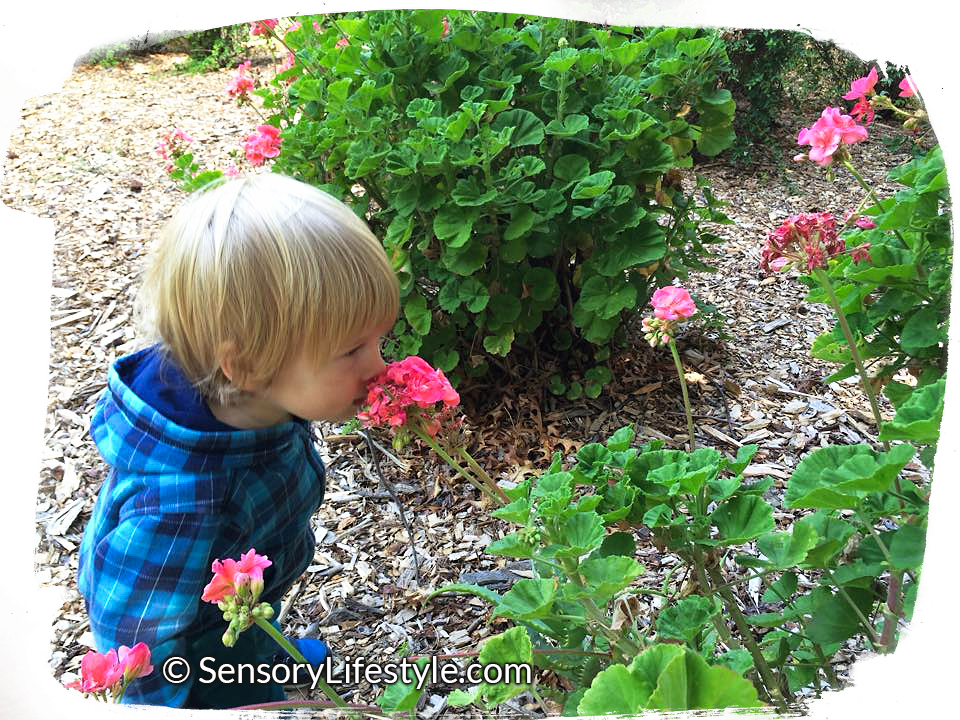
[1,50,932,715]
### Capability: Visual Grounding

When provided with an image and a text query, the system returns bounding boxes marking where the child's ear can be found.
[218,344,259,393]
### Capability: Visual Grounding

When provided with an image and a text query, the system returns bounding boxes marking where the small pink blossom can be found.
[224,164,241,178]
[226,60,254,98]
[855,217,876,230]
[118,643,153,683]
[851,243,872,263]
[651,286,697,322]
[242,125,283,167]
[441,16,451,38]
[78,649,125,694]
[286,20,301,34]
[156,129,194,173]
[250,19,279,37]
[843,67,879,100]
[849,96,875,126]
[202,549,272,603]
[899,75,918,98]
[277,52,297,83]
[336,36,350,49]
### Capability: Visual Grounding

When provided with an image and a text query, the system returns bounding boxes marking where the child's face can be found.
[258,320,393,425]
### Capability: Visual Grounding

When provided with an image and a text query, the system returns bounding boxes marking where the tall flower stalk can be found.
[201,549,352,712]
[358,356,508,505]
[642,285,698,452]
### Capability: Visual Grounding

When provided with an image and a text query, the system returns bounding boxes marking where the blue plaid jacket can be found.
[77,347,326,706]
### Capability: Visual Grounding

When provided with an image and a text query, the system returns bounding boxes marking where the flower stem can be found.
[668,339,696,452]
[457,447,510,504]
[840,159,909,247]
[812,268,889,452]
[704,561,792,711]
[253,617,352,713]
[411,426,505,505]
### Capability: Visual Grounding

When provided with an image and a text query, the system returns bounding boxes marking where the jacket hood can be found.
[90,347,309,476]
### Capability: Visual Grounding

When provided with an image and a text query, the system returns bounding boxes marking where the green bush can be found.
[174,24,250,72]
[260,11,735,383]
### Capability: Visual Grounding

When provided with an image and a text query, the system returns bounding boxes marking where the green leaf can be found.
[805,588,874,645]
[657,596,721,644]
[471,626,533,708]
[571,170,616,200]
[433,205,478,248]
[486,531,535,559]
[556,512,605,559]
[504,205,541,242]
[644,646,765,710]
[597,531,636,558]
[522,267,559,303]
[493,579,557,620]
[491,497,530,525]
[545,113,590,137]
[708,495,774,545]
[900,306,942,353]
[483,329,515,356]
[542,47,579,73]
[491,109,545,147]
[576,275,637,320]
[552,154,590,190]
[755,523,820,569]
[878,378,945,445]
[578,555,645,603]
[404,293,431,335]
[762,572,798,604]
[458,277,490,313]
[377,657,428,711]
[796,512,857,568]
[786,444,915,510]
[888,524,927,570]
[578,664,653,716]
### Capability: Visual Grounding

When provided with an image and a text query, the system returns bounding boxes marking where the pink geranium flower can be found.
[843,67,879,100]
[250,19,279,36]
[118,643,153,683]
[286,20,301,34]
[78,649,125,694]
[796,107,868,166]
[651,286,697,322]
[226,60,254,99]
[224,164,241,178]
[899,75,918,98]
[761,212,845,273]
[277,52,297,83]
[242,125,283,166]
[358,356,460,437]
[201,549,272,603]
[336,36,350,49]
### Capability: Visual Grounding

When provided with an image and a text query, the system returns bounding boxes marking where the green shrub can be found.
[260,11,735,383]
[174,24,250,73]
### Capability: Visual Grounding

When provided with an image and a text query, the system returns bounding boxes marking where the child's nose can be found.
[366,349,386,380]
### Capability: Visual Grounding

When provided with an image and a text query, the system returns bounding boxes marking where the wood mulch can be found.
[1,49,932,715]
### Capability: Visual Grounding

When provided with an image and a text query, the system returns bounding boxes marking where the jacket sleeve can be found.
[83,509,222,707]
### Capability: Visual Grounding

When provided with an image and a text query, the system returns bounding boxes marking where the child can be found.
[77,173,399,707]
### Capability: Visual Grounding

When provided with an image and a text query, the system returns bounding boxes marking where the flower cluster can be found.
[226,60,254,100]
[277,52,298,84]
[242,125,283,166]
[843,66,879,125]
[65,642,153,701]
[761,212,870,273]
[155,128,193,174]
[358,356,460,438]
[642,286,696,346]
[201,549,274,647]
[250,19,278,37]
[795,107,868,167]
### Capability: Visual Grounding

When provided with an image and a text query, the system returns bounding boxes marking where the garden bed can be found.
[2,45,933,715]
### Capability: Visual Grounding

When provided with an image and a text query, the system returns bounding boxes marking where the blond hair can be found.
[137,173,399,404]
